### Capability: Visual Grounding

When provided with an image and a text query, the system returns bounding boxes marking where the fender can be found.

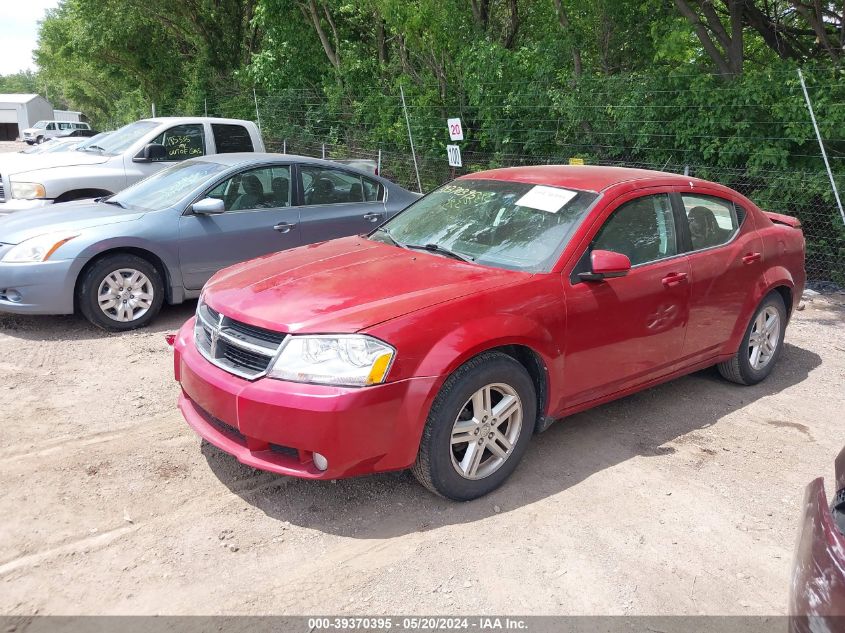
[75,236,186,303]
[384,312,561,414]
[13,163,128,201]
[420,314,559,382]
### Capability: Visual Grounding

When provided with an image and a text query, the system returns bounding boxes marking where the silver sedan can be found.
[0,153,419,330]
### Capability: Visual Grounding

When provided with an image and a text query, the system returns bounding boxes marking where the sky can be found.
[0,0,61,75]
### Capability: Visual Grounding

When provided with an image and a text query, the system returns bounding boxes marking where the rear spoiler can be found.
[764,211,802,229]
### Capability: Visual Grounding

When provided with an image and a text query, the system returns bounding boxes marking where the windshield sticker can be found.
[515,186,577,213]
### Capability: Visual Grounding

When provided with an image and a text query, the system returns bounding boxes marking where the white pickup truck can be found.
[0,117,264,214]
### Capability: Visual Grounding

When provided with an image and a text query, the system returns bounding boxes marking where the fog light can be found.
[313,452,328,471]
[4,289,22,303]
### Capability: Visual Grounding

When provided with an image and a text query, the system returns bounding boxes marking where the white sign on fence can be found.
[447,144,462,167]
[447,118,464,141]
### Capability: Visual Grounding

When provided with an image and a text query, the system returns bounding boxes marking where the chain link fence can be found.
[148,69,845,283]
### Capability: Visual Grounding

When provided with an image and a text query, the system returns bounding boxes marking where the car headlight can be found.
[10,182,47,200]
[2,233,78,263]
[267,335,395,387]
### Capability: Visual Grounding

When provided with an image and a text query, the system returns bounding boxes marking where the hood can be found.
[204,236,526,334]
[0,200,145,245]
[0,151,109,176]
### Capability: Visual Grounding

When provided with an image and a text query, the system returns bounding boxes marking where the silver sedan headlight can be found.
[267,335,395,387]
[2,232,78,263]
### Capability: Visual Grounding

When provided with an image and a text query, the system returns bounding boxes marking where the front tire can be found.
[78,254,165,331]
[412,352,537,501]
[717,292,786,385]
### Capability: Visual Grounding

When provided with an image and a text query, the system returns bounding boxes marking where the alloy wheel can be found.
[97,268,155,322]
[748,306,780,370]
[450,383,523,480]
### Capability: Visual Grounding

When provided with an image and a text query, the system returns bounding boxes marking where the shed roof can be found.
[0,94,42,104]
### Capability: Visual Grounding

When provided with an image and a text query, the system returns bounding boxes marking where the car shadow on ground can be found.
[202,341,822,539]
[0,301,197,342]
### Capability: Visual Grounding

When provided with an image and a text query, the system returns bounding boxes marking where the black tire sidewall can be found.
[425,354,536,501]
[79,255,165,331]
[736,293,787,384]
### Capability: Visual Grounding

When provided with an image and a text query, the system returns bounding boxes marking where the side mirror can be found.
[578,249,632,282]
[191,197,226,215]
[133,143,168,163]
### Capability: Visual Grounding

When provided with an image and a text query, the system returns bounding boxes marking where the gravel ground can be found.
[1,142,844,616]
[0,140,27,153]
[0,292,842,616]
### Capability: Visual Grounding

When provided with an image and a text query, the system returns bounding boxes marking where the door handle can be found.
[661,272,688,288]
[363,212,383,222]
[742,252,762,264]
[273,222,297,233]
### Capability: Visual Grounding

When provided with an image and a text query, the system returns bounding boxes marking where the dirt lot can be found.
[0,141,27,153]
[0,291,841,616]
[0,144,843,616]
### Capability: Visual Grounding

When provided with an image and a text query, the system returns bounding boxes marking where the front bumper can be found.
[0,258,79,315]
[174,318,439,479]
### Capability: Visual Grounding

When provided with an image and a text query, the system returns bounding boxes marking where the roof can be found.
[143,116,254,125]
[463,165,707,192]
[0,94,43,104]
[196,152,386,178]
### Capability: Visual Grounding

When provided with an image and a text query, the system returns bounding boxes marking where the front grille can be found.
[0,174,4,202]
[194,301,286,380]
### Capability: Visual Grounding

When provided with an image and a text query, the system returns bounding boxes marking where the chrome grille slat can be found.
[194,302,286,380]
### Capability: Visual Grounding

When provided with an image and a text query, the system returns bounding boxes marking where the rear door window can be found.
[300,165,383,205]
[681,194,739,251]
[211,124,254,154]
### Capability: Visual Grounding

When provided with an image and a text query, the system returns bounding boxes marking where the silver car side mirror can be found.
[192,198,226,214]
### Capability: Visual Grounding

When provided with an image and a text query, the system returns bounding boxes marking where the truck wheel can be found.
[717,292,786,385]
[412,351,536,501]
[36,136,45,144]
[78,254,165,331]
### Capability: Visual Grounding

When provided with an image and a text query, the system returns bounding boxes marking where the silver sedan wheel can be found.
[450,383,523,480]
[748,306,780,370]
[97,268,155,322]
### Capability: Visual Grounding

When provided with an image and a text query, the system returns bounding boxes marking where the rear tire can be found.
[717,292,786,385]
[78,254,165,331]
[412,352,536,501]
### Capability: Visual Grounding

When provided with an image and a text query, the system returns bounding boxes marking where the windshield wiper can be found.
[98,198,126,208]
[405,242,474,263]
[79,145,105,152]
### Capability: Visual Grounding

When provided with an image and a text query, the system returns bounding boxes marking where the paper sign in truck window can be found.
[515,186,578,213]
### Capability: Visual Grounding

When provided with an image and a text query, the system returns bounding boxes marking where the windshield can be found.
[84,120,158,154]
[374,179,597,272]
[33,121,48,129]
[110,160,229,212]
[76,132,110,150]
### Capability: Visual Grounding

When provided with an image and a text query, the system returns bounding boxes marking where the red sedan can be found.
[173,166,805,500]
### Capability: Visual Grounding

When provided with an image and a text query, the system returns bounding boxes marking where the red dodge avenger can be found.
[173,166,805,500]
